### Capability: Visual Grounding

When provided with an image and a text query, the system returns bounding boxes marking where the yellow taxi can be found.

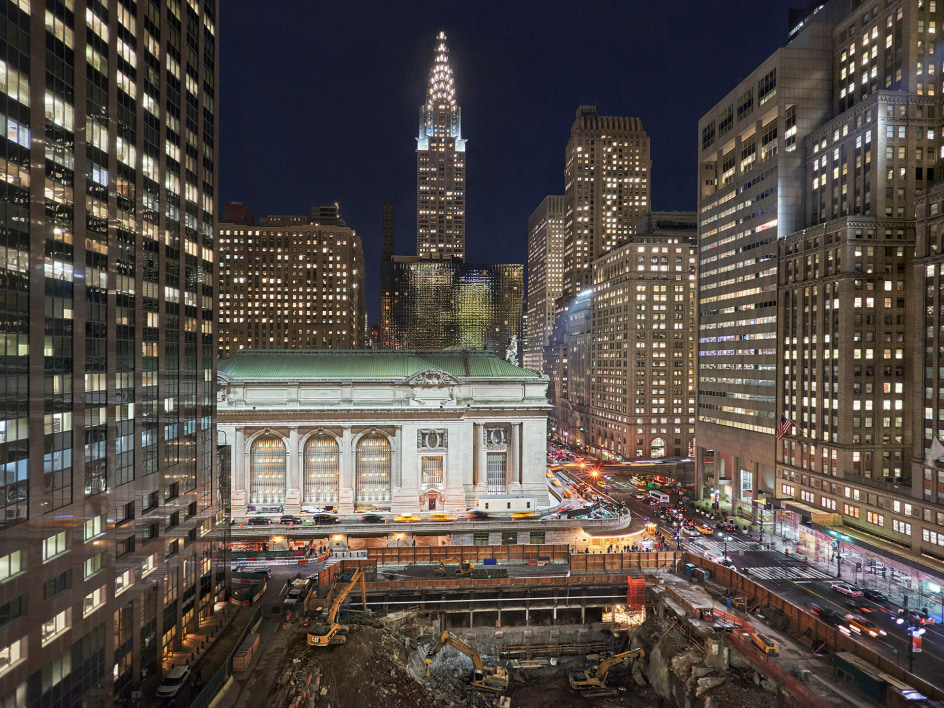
[394,513,420,523]
[546,470,555,478]
[428,512,456,522]
[512,511,539,520]
[551,479,562,487]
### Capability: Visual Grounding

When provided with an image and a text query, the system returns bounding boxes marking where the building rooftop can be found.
[218,349,540,381]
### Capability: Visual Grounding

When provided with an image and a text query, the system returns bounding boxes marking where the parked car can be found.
[280,515,303,525]
[247,516,271,526]
[861,588,888,603]
[156,665,191,698]
[312,514,339,525]
[830,582,862,597]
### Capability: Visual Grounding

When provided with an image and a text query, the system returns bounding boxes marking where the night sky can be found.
[220,1,802,324]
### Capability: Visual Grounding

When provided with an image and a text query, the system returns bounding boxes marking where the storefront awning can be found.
[782,499,841,527]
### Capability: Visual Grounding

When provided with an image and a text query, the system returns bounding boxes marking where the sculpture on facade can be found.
[505,335,518,365]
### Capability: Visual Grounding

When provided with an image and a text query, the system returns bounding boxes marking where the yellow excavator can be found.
[306,566,368,647]
[568,648,645,694]
[436,558,474,576]
[425,630,509,693]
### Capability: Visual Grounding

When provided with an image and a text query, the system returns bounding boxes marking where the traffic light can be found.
[856,562,862,571]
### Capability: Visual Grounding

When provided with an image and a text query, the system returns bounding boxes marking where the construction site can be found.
[221,544,942,708]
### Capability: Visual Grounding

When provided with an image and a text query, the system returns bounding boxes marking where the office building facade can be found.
[380,257,523,355]
[696,22,833,517]
[0,1,223,705]
[524,195,565,374]
[563,106,650,295]
[218,205,365,358]
[589,213,697,461]
[417,31,466,261]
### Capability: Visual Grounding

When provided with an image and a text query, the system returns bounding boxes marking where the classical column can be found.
[393,427,402,488]
[286,428,300,508]
[339,427,354,511]
[510,424,521,487]
[233,427,246,508]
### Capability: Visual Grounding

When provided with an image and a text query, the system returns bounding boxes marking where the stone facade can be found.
[217,350,550,515]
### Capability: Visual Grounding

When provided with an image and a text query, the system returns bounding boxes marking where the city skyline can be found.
[220,0,800,321]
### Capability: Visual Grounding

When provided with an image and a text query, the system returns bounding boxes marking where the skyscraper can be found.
[563,106,651,295]
[417,31,466,260]
[524,196,566,375]
[218,205,366,358]
[590,213,697,461]
[0,2,221,704]
[696,21,833,514]
[380,258,523,354]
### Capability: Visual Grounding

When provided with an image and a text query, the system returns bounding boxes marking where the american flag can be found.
[776,415,793,440]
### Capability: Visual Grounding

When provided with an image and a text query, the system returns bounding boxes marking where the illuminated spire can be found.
[426,31,456,108]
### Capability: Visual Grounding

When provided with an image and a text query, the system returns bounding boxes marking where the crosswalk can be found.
[740,565,833,581]
[691,537,757,553]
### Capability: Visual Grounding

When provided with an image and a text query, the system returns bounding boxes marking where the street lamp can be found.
[721,533,728,563]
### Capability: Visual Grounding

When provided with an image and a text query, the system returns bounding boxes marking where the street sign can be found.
[913,635,923,653]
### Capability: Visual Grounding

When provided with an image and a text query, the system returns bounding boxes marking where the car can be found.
[312,514,338,525]
[843,613,887,638]
[551,479,562,487]
[247,516,271,526]
[810,605,847,631]
[546,470,555,478]
[428,512,456,522]
[861,588,888,603]
[723,523,737,533]
[156,665,192,698]
[394,513,420,523]
[361,514,386,524]
[683,527,702,537]
[562,490,573,499]
[512,511,539,520]
[830,582,862,597]
[280,515,303,525]
[634,493,646,500]
[467,510,492,520]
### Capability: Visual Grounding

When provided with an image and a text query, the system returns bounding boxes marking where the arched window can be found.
[355,433,391,509]
[250,435,286,504]
[304,435,339,504]
[650,437,666,460]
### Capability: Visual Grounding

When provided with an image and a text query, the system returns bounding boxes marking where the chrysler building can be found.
[417,32,467,260]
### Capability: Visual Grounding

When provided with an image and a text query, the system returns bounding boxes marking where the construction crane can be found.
[424,630,509,693]
[306,566,368,647]
[568,648,645,694]
[436,558,474,576]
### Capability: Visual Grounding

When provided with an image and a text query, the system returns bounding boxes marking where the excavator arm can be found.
[595,648,644,681]
[426,630,485,671]
[424,631,508,693]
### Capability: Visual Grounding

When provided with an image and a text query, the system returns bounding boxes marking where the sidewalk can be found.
[760,531,944,621]
[138,601,259,707]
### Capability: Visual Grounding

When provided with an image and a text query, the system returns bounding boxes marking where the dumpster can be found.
[684,563,696,577]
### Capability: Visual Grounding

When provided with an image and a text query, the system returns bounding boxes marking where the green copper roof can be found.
[217,350,540,381]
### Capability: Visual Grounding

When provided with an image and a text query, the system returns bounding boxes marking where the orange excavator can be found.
[568,648,645,695]
[424,630,509,692]
[306,566,368,647]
